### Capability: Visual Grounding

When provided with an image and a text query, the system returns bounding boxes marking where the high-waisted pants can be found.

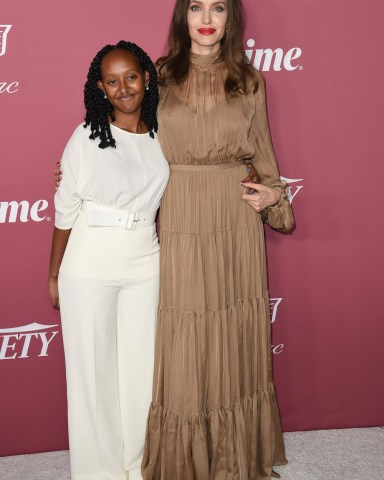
[58,212,159,480]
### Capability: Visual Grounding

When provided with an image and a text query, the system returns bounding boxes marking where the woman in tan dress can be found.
[142,0,294,479]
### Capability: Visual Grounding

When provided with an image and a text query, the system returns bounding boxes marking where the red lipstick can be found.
[198,28,216,35]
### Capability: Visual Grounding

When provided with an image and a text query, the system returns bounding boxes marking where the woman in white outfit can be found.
[48,41,169,480]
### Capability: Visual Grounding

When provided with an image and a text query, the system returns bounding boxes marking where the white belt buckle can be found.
[126,212,139,230]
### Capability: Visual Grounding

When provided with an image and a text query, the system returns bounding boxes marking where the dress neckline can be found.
[110,122,150,137]
[190,49,223,67]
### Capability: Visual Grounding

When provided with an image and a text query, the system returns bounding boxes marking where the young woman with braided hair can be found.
[48,40,169,480]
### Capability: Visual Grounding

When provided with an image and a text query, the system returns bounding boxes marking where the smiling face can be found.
[97,48,149,122]
[187,0,228,54]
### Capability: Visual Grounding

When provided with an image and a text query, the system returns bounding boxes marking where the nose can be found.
[120,81,129,94]
[202,7,212,25]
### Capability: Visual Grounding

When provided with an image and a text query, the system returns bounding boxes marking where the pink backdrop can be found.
[1,0,383,456]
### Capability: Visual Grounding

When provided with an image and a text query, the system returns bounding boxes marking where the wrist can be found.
[273,190,282,206]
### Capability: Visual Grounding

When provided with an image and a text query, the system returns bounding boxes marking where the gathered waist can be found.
[169,161,242,172]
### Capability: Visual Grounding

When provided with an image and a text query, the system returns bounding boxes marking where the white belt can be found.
[82,201,157,230]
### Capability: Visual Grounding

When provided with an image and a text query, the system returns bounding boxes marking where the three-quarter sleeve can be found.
[249,73,295,233]
[54,128,82,229]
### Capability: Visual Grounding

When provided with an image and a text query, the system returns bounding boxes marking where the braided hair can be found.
[84,40,158,148]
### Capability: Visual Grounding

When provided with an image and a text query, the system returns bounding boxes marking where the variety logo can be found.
[0,25,11,57]
[0,81,19,94]
[270,297,284,355]
[245,39,303,72]
[0,200,50,223]
[281,176,304,204]
[270,297,283,324]
[0,322,59,360]
[0,25,19,94]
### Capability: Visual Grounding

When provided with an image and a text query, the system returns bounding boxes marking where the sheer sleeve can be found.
[54,127,82,229]
[248,73,295,232]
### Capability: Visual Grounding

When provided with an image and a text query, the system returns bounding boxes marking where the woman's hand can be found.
[48,227,71,308]
[241,182,281,212]
[55,161,62,189]
[48,276,60,308]
[242,161,259,184]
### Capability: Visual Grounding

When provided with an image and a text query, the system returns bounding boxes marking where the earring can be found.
[103,91,107,99]
[145,83,149,91]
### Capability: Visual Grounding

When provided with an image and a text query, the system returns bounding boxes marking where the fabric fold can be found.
[143,385,287,480]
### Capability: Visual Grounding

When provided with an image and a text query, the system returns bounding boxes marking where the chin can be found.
[193,38,222,49]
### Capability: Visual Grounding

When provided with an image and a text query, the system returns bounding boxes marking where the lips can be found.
[118,94,134,102]
[198,28,216,35]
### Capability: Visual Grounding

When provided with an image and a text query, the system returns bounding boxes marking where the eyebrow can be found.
[103,68,140,77]
[189,1,227,4]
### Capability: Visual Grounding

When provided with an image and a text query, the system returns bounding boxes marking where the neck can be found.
[190,43,221,56]
[111,111,148,134]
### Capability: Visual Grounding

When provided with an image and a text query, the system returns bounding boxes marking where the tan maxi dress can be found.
[143,50,294,480]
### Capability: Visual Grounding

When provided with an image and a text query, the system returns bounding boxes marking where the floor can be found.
[1,427,383,480]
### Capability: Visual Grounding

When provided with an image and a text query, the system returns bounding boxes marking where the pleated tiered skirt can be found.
[142,161,287,480]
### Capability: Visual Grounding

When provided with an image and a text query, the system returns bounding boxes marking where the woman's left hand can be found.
[241,182,281,212]
[48,276,60,308]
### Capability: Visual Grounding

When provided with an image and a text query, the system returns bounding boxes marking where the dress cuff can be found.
[260,182,295,232]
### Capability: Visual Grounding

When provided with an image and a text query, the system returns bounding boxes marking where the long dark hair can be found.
[84,40,158,149]
[158,0,257,94]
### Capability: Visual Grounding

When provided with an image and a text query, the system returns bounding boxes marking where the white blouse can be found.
[55,123,170,229]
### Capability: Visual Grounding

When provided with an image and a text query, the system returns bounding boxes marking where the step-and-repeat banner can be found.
[1,0,383,456]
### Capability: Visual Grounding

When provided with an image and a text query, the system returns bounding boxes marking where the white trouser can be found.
[58,212,159,480]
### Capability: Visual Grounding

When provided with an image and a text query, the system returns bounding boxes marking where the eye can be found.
[213,3,225,12]
[107,80,117,86]
[127,75,137,81]
[190,4,201,11]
